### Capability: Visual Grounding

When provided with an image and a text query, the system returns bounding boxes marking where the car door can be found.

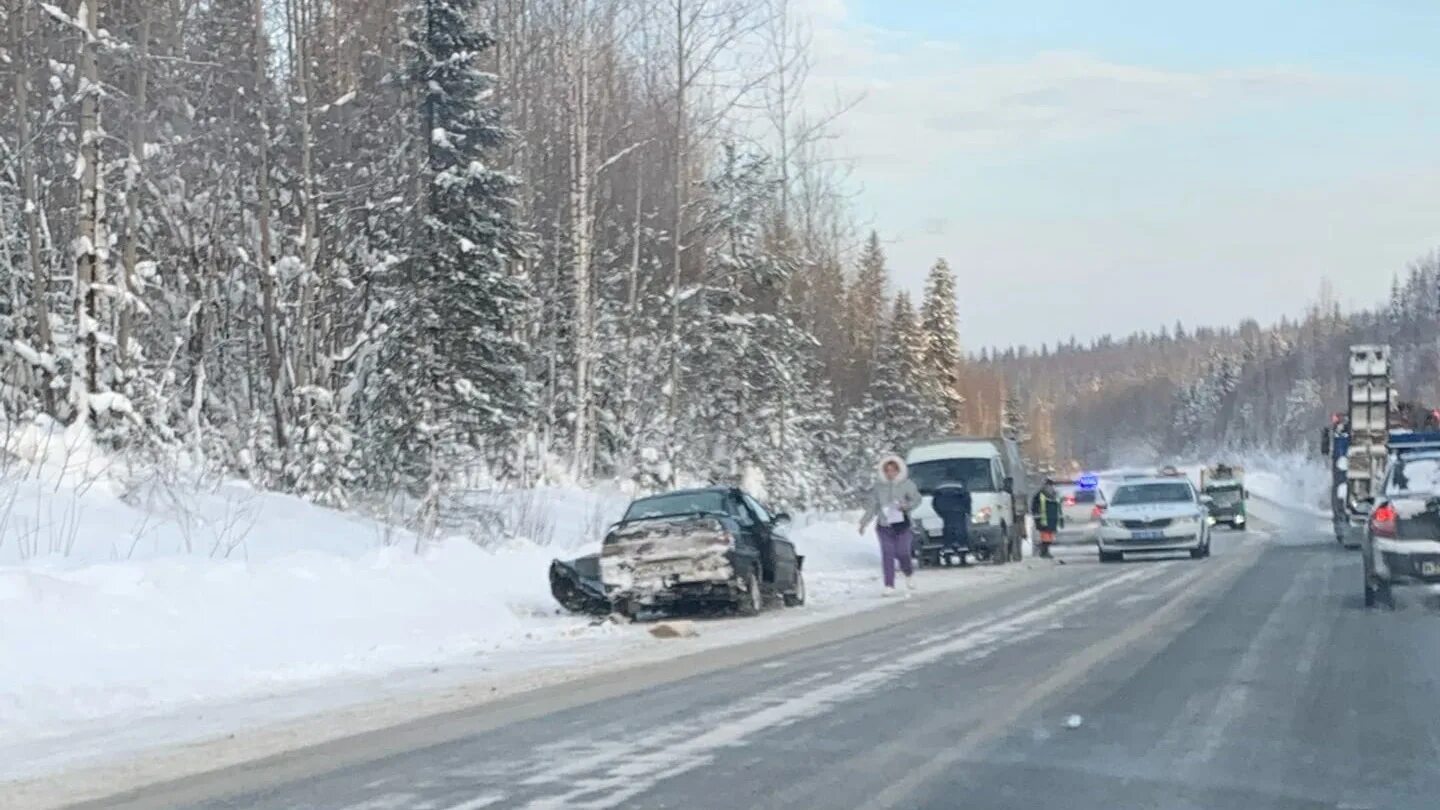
[992,459,1012,525]
[744,493,797,587]
[724,491,765,574]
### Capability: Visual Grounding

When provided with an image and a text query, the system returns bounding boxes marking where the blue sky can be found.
[807,0,1440,348]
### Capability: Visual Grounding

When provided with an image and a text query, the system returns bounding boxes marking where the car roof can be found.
[1397,450,1440,461]
[631,486,734,500]
[906,440,1000,463]
[1111,476,1193,488]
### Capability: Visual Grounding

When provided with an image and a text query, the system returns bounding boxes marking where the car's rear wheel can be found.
[737,567,764,616]
[1365,577,1393,609]
[783,569,806,607]
[1190,547,1206,559]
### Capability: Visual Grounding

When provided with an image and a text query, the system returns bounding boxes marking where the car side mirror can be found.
[1002,477,1014,494]
[772,512,792,527]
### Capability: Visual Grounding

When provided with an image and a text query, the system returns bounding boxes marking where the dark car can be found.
[1362,449,1440,608]
[594,487,805,619]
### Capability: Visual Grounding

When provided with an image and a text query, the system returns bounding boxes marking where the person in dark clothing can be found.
[931,480,972,563]
[1031,478,1063,559]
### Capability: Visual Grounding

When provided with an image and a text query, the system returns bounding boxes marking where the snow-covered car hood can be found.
[1105,502,1203,522]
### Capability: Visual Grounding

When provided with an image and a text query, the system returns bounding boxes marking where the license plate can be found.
[1132,530,1164,541]
[1421,561,1440,576]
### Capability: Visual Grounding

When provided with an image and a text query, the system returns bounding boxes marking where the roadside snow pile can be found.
[0,419,640,740]
[1233,450,1330,518]
[789,515,883,600]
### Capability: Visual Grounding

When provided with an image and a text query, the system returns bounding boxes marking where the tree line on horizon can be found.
[984,256,1440,470]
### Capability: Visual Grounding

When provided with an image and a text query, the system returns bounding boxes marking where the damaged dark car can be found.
[550,487,805,619]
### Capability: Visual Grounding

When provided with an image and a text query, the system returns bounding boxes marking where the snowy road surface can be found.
[60,522,1440,810]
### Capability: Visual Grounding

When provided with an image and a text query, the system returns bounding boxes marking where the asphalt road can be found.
[84,525,1440,810]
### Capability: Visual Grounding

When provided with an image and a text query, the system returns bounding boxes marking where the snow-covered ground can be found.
[0,421,1032,782]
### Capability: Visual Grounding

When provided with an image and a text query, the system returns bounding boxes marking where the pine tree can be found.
[844,293,944,493]
[371,0,532,535]
[845,231,888,403]
[1001,389,1030,444]
[919,257,965,431]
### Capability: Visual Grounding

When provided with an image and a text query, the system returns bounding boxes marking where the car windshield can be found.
[623,491,727,521]
[1207,486,1243,506]
[1110,482,1194,505]
[1388,457,1440,496]
[908,458,995,495]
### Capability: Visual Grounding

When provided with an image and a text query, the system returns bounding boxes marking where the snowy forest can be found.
[987,256,1440,469]
[0,0,1003,527]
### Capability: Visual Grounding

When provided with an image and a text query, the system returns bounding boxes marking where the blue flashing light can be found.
[1077,474,1099,490]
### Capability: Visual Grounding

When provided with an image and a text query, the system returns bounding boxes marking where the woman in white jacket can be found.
[858,454,923,593]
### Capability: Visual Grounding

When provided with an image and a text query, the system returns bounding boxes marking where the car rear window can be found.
[622,491,727,521]
[1389,457,1440,496]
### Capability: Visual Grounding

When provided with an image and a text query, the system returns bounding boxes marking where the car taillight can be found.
[1064,495,1077,507]
[1091,504,1105,519]
[1371,503,1398,538]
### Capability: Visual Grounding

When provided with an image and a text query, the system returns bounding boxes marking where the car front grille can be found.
[1122,518,1172,530]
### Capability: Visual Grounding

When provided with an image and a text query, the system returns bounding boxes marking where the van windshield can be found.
[908,458,996,495]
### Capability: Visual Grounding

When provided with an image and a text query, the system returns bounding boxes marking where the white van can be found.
[905,437,1025,565]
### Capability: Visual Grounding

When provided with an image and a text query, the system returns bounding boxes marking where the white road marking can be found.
[440,792,508,810]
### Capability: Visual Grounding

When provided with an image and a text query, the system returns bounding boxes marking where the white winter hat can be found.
[877,454,908,480]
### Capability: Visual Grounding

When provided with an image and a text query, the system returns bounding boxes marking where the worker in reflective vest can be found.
[1030,479,1063,558]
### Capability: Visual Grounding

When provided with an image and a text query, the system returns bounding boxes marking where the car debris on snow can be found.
[648,621,699,639]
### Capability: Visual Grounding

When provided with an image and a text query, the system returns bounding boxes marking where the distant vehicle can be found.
[906,436,1030,566]
[1361,449,1440,608]
[1200,464,1248,530]
[1056,474,1104,543]
[598,487,804,619]
[1096,476,1212,563]
[1319,345,1440,548]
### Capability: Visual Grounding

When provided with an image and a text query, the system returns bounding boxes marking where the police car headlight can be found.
[1102,518,1124,528]
[971,507,992,524]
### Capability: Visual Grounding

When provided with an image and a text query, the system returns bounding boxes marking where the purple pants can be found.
[876,523,914,587]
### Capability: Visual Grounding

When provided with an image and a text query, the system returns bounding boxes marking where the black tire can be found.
[1366,578,1393,610]
[1099,550,1122,563]
[782,569,806,607]
[992,525,1009,566]
[1190,547,1206,559]
[1233,522,1247,533]
[737,567,764,617]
